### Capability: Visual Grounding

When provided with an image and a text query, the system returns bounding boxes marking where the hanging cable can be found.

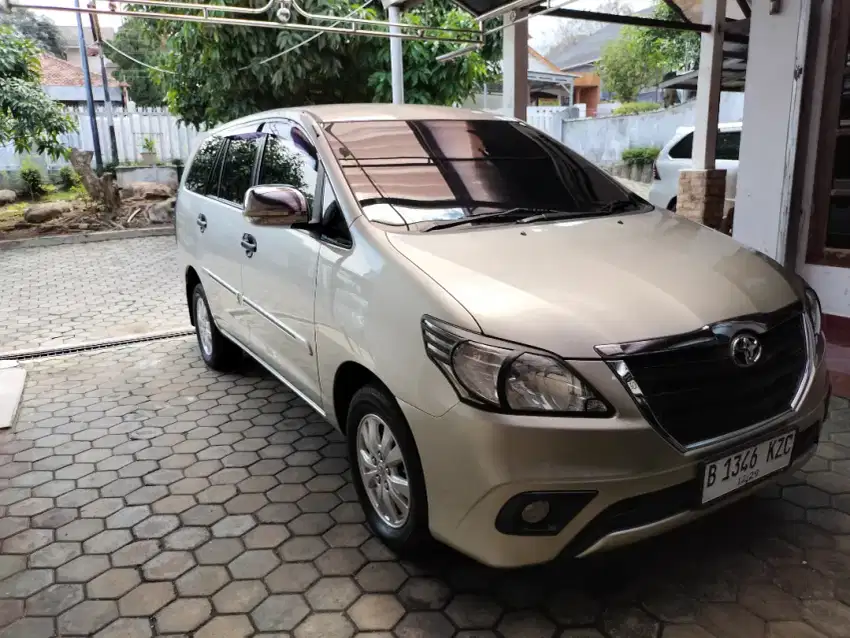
[237,0,375,70]
[99,0,375,76]
[102,39,177,74]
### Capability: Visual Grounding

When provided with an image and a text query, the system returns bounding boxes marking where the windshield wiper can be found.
[423,208,563,232]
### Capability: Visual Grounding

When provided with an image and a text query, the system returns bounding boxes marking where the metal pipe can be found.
[288,0,481,35]
[526,6,712,33]
[117,0,277,14]
[11,2,484,44]
[74,0,102,173]
[388,4,404,104]
[435,43,480,62]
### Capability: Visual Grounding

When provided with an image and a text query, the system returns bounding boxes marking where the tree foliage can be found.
[0,9,66,59]
[111,18,168,106]
[596,29,663,102]
[0,26,76,159]
[118,0,500,127]
[631,1,700,74]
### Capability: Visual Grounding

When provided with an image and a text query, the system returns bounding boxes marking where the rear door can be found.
[200,127,262,343]
[239,120,324,405]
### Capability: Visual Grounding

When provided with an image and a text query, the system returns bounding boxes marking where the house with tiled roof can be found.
[39,53,125,107]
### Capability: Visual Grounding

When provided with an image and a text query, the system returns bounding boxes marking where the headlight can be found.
[422,316,610,415]
[804,286,822,335]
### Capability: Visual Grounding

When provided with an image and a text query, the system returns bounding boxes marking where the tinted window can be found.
[716,131,741,161]
[323,119,646,229]
[185,136,224,194]
[320,179,351,247]
[667,131,740,160]
[669,133,693,159]
[260,123,319,200]
[218,134,261,205]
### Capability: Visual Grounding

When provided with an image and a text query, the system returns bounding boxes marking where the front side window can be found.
[322,119,648,231]
[668,133,693,159]
[217,133,261,205]
[260,122,319,203]
[185,136,224,194]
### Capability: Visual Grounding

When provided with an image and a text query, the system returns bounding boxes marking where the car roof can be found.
[207,104,503,134]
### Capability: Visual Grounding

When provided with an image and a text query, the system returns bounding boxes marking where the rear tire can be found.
[192,283,241,371]
[347,384,430,555]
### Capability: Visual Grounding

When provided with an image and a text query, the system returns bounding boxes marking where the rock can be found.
[122,182,175,200]
[146,197,175,223]
[0,190,16,205]
[23,202,72,224]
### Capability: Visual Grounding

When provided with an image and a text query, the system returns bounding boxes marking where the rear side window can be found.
[668,133,693,159]
[667,131,741,160]
[185,137,224,194]
[217,134,262,205]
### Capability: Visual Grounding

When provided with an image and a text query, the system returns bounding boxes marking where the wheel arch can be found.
[332,361,392,434]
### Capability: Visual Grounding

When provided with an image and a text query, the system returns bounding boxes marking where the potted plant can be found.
[140,137,157,164]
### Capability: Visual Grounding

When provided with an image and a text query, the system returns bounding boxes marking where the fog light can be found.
[495,491,596,536]
[521,500,550,524]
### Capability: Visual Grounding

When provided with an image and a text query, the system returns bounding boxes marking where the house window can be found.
[824,38,850,251]
[806,5,850,265]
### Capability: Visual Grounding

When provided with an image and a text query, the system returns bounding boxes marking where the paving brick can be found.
[155,597,212,633]
[119,582,176,616]
[213,580,268,613]
[94,618,153,638]
[349,594,405,631]
[196,615,254,638]
[25,583,83,616]
[87,568,141,599]
[176,566,229,596]
[143,551,195,580]
[252,594,310,632]
[57,600,118,635]
[57,554,109,582]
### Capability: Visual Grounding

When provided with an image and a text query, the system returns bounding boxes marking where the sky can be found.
[17,0,655,53]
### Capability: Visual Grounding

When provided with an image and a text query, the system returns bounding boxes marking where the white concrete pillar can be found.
[692,0,726,170]
[733,0,811,263]
[502,11,528,121]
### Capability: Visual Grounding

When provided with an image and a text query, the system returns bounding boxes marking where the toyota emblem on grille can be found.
[730,333,762,367]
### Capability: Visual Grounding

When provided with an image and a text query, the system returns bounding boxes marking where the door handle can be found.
[196,214,207,232]
[241,233,257,257]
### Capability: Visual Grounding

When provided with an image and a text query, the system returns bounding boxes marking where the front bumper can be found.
[400,358,830,569]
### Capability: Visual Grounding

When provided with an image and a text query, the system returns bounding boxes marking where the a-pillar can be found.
[677,0,726,229]
[502,11,528,121]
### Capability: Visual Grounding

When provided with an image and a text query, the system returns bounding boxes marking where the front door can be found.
[240,120,323,406]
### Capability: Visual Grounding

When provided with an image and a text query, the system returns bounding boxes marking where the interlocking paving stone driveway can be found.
[0,237,186,353]
[2,337,850,637]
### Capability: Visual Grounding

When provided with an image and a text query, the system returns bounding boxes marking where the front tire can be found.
[192,284,241,371]
[347,384,430,555]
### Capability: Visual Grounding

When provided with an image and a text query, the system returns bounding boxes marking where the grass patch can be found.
[0,189,85,222]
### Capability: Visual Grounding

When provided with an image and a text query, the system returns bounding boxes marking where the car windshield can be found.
[322,118,650,230]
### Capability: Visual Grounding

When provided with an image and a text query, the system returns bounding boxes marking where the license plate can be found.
[701,431,796,504]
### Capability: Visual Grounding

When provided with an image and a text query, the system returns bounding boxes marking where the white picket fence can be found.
[0,106,205,173]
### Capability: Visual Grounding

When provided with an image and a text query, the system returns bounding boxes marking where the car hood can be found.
[386,209,799,358]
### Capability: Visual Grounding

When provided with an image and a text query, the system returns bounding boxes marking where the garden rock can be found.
[0,190,16,205]
[23,202,72,224]
[123,182,175,200]
[146,197,176,223]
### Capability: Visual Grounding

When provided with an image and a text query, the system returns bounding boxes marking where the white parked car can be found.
[648,122,742,212]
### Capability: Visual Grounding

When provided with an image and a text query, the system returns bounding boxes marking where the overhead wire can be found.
[99,0,375,76]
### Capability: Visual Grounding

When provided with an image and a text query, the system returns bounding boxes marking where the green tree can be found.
[0,26,76,158]
[596,27,663,102]
[121,0,500,127]
[0,9,66,59]
[632,1,700,74]
[111,18,168,106]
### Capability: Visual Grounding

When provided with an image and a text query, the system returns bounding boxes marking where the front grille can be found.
[620,311,808,448]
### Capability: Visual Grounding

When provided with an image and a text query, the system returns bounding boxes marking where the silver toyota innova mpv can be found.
[176,104,830,568]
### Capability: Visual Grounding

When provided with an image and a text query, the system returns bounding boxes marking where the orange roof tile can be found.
[38,53,124,88]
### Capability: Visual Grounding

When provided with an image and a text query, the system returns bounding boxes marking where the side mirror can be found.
[243,185,310,226]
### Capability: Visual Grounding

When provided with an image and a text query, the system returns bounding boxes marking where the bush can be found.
[622,146,661,166]
[612,102,663,116]
[57,166,80,190]
[19,167,46,199]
